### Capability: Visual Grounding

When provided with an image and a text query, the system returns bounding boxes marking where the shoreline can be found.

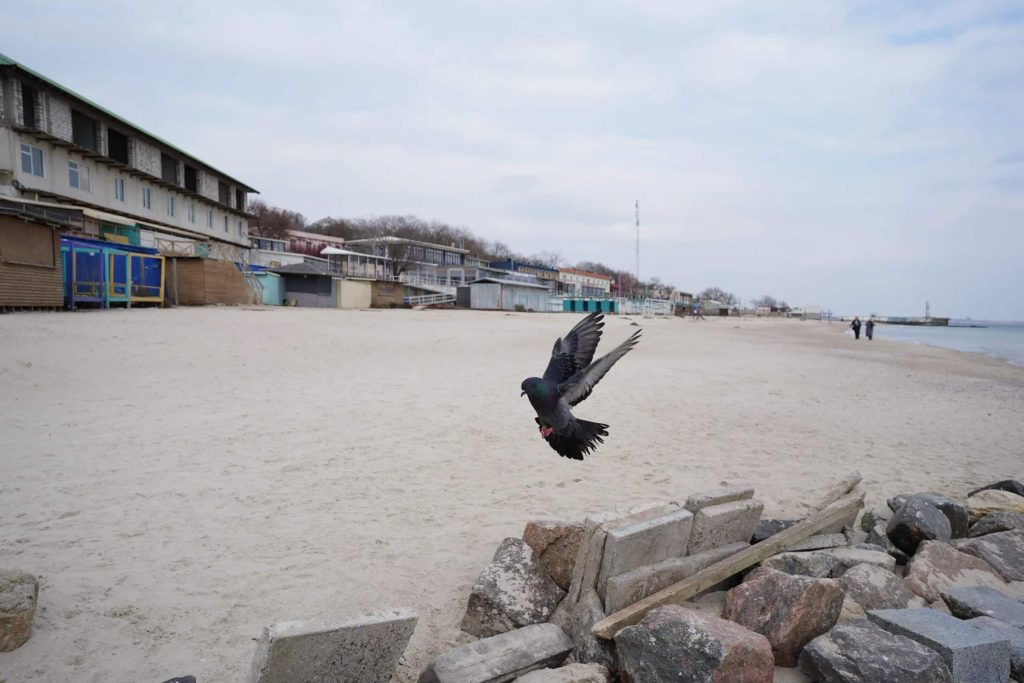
[1,308,1022,681]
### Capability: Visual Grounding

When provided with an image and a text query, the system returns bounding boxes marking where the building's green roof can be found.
[0,52,257,192]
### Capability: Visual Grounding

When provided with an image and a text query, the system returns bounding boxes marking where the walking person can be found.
[866,318,875,341]
[850,316,862,340]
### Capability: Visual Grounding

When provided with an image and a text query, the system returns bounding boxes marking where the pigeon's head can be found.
[520,377,548,399]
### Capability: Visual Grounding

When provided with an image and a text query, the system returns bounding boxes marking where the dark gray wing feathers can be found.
[542,312,605,382]
[559,329,642,407]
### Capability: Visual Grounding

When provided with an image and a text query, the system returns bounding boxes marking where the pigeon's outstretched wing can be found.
[542,312,605,383]
[559,329,642,407]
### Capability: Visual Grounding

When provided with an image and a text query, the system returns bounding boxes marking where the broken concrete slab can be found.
[957,530,1024,582]
[798,618,952,683]
[248,608,417,683]
[687,499,765,556]
[615,605,774,682]
[462,538,566,638]
[513,662,611,682]
[942,586,1024,629]
[786,533,849,552]
[420,623,573,683]
[603,541,747,614]
[596,508,693,598]
[684,485,755,513]
[968,512,1024,538]
[904,541,1007,603]
[523,520,586,591]
[565,503,680,606]
[868,608,1010,683]
[0,568,38,652]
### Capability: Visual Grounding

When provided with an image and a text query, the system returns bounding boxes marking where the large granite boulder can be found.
[722,567,844,667]
[886,498,952,555]
[968,511,1024,537]
[968,479,1024,498]
[903,540,1006,603]
[865,522,910,563]
[888,493,969,539]
[523,520,586,590]
[761,552,839,578]
[956,529,1024,581]
[942,586,1024,628]
[860,508,893,533]
[798,618,952,683]
[838,563,916,611]
[966,490,1024,523]
[615,605,774,682]
[0,568,38,652]
[462,538,566,638]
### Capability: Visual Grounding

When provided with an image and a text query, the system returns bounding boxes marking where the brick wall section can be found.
[0,219,63,308]
[130,138,161,177]
[11,79,22,125]
[97,122,108,157]
[165,258,256,305]
[199,171,218,201]
[46,94,73,142]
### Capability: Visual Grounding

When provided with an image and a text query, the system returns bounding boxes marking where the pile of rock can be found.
[419,479,1024,682]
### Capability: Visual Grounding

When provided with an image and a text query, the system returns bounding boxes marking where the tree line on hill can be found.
[250,199,787,305]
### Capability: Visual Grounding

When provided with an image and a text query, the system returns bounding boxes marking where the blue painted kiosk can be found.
[61,236,165,309]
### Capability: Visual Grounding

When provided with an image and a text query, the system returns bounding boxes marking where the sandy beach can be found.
[1,307,1022,682]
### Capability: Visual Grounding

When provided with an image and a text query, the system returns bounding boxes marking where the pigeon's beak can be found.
[520,390,526,397]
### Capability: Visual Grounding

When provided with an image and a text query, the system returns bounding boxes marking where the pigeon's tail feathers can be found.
[546,418,609,460]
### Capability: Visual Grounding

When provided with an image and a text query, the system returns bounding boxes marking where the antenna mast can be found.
[635,200,640,295]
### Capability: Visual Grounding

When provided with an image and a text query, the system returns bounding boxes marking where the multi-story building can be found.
[0,53,257,255]
[558,267,612,298]
[488,259,560,288]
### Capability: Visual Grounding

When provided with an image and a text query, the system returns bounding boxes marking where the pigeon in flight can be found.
[521,312,642,460]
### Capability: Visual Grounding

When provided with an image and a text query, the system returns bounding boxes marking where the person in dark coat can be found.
[866,318,875,340]
[850,316,862,340]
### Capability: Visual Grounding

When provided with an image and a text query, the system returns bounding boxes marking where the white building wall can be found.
[44,93,73,142]
[130,138,161,177]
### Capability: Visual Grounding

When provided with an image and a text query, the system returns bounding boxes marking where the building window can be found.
[184,164,198,192]
[161,153,178,184]
[237,220,243,236]
[114,177,126,202]
[71,110,98,151]
[223,215,228,232]
[21,84,38,129]
[235,189,245,211]
[68,161,90,191]
[19,143,44,177]
[166,195,175,217]
[218,181,230,205]
[142,186,152,209]
[107,129,129,164]
[188,203,196,223]
[207,209,213,228]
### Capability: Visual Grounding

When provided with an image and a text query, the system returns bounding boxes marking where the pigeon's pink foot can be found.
[540,425,555,438]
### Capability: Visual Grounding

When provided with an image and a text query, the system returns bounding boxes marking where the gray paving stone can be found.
[823,547,896,577]
[787,534,849,552]
[684,485,755,512]
[967,617,1024,682]
[419,623,573,683]
[248,608,417,683]
[603,542,748,614]
[596,508,693,598]
[943,586,1024,628]
[868,608,1010,683]
[687,499,764,556]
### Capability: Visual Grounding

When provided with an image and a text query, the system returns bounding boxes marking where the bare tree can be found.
[249,199,306,239]
[698,287,738,306]
[753,295,779,309]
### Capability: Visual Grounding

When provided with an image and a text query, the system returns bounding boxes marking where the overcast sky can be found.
[5,1,1023,319]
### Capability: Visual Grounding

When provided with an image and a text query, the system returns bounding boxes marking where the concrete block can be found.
[684,485,755,512]
[604,542,748,614]
[419,623,573,683]
[687,499,764,556]
[786,533,849,552]
[596,508,693,598]
[248,608,417,683]
[968,617,1024,682]
[868,608,1010,683]
[943,586,1024,629]
[513,663,611,682]
[823,546,896,576]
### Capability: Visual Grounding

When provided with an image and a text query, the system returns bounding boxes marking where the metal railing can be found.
[403,292,455,306]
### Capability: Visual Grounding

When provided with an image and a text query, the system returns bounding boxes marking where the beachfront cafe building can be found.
[488,259,560,289]
[0,52,260,308]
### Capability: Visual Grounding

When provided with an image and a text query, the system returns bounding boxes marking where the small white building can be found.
[469,277,551,311]
[558,267,612,297]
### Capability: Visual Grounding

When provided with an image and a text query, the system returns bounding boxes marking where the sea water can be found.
[868,321,1024,366]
